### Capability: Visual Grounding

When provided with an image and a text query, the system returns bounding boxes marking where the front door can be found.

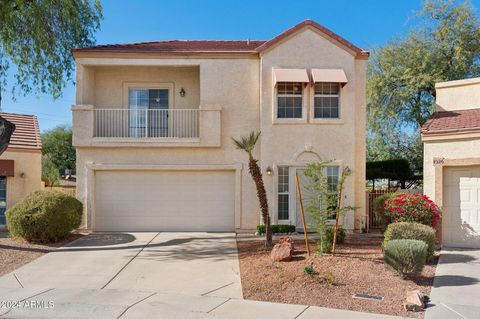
[0,177,7,225]
[294,168,314,230]
[276,166,312,229]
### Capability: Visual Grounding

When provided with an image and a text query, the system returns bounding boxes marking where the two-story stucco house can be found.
[72,20,369,232]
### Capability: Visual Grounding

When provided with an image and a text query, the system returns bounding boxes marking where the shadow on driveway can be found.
[66,233,137,247]
[436,253,477,264]
[433,275,480,287]
[57,233,238,261]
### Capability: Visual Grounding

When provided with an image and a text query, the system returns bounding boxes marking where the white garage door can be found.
[94,170,235,232]
[443,166,480,248]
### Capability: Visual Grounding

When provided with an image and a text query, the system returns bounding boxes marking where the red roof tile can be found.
[72,40,266,53]
[0,112,42,150]
[421,109,480,135]
[72,20,368,58]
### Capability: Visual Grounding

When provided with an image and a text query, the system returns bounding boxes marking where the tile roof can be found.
[72,40,267,53]
[72,19,368,58]
[0,112,42,150]
[421,109,480,135]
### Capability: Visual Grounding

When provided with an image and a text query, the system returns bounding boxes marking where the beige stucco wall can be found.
[93,66,200,109]
[75,57,262,229]
[0,149,42,209]
[259,28,366,230]
[435,77,480,111]
[73,27,367,231]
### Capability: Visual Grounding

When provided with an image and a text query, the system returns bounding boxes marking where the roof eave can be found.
[421,127,480,137]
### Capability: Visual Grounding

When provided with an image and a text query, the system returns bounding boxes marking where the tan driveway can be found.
[0,232,242,299]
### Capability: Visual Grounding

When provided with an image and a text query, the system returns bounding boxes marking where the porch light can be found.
[179,88,186,97]
[266,166,273,176]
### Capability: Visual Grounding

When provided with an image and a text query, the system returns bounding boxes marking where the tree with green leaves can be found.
[41,125,75,174]
[0,0,102,154]
[232,131,272,247]
[367,0,480,170]
[42,154,60,188]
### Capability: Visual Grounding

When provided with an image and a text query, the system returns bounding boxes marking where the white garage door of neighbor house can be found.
[94,170,235,232]
[443,166,480,248]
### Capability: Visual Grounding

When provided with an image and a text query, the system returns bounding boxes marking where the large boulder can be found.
[270,236,295,262]
[278,236,295,251]
[404,290,426,312]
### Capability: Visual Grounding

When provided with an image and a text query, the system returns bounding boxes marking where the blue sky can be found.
[2,0,479,132]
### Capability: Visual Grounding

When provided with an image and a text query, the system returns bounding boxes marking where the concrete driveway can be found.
[0,232,242,298]
[425,249,480,319]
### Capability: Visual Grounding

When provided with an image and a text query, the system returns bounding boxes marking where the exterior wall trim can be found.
[422,131,480,141]
[84,162,243,230]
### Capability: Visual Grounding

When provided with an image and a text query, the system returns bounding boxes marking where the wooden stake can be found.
[295,171,310,256]
[332,168,347,256]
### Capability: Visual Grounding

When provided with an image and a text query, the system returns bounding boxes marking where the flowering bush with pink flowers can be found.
[377,193,441,229]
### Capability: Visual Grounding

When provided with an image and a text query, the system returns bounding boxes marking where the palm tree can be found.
[232,131,272,247]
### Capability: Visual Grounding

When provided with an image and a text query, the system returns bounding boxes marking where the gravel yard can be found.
[0,231,83,277]
[237,233,437,318]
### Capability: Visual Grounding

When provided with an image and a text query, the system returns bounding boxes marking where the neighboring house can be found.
[71,20,369,232]
[0,112,42,227]
[421,77,480,248]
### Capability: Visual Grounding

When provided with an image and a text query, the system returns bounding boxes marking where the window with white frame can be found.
[326,166,340,219]
[277,166,290,220]
[314,82,340,118]
[277,82,303,118]
[128,88,169,137]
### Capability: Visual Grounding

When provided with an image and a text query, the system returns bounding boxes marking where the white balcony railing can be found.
[93,108,199,138]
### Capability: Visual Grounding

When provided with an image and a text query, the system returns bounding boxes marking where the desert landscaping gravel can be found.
[0,232,83,277]
[237,233,437,318]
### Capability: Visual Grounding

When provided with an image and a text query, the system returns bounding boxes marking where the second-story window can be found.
[277,82,303,118]
[314,82,340,118]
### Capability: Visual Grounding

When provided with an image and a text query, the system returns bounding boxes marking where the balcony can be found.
[72,105,221,148]
[94,109,199,138]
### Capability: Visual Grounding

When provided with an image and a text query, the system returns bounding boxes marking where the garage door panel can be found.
[98,187,233,202]
[94,170,235,232]
[443,167,480,248]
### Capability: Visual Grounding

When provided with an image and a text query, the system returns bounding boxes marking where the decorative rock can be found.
[404,290,426,312]
[270,242,293,262]
[278,236,295,251]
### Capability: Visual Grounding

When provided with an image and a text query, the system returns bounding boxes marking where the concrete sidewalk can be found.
[0,287,406,319]
[425,249,480,319]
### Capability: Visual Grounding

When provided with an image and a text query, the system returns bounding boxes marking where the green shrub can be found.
[325,227,345,244]
[366,159,412,181]
[256,224,296,235]
[303,264,316,275]
[383,222,437,261]
[6,191,82,243]
[384,239,427,277]
[316,240,332,254]
[373,193,394,231]
[316,227,346,254]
